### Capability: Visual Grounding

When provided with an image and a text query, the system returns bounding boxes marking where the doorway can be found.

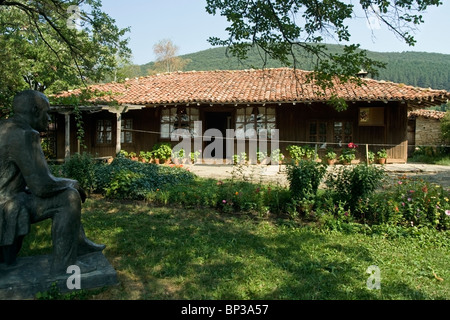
[204,112,232,159]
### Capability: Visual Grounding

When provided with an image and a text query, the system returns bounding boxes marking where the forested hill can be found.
[140,45,450,92]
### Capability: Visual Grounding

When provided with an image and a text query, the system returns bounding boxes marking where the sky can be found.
[100,0,450,66]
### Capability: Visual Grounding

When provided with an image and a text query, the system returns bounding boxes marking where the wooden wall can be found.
[276,101,407,162]
[52,101,408,162]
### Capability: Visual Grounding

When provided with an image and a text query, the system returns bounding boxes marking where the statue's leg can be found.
[0,236,24,266]
[32,188,81,275]
[77,225,106,256]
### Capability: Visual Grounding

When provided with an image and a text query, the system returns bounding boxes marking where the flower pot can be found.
[378,158,386,164]
[327,159,336,166]
[154,158,160,165]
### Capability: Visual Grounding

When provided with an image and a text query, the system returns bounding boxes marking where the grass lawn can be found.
[408,153,450,166]
[20,195,449,300]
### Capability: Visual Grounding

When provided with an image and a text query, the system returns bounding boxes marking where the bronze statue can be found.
[0,90,105,275]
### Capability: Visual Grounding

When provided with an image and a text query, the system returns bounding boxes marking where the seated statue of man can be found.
[0,90,105,275]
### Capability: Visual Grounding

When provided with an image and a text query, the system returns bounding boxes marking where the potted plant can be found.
[232,154,240,165]
[367,150,375,164]
[119,150,129,158]
[152,143,172,164]
[302,145,316,160]
[325,148,337,165]
[190,150,201,164]
[256,150,268,165]
[128,151,137,161]
[138,151,148,163]
[339,143,358,165]
[172,148,186,165]
[270,149,285,164]
[377,149,388,164]
[286,145,304,163]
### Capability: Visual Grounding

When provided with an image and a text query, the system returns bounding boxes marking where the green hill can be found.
[138,44,450,92]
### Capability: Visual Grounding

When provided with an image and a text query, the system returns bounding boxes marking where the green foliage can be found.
[58,152,98,194]
[232,152,247,164]
[102,155,195,199]
[152,143,172,161]
[376,177,450,230]
[441,111,450,143]
[286,145,316,162]
[339,148,356,163]
[286,160,327,202]
[377,149,388,159]
[367,151,375,163]
[325,148,337,160]
[0,0,130,112]
[190,151,201,163]
[270,148,284,163]
[409,145,450,165]
[326,164,386,213]
[105,170,144,200]
[35,282,102,300]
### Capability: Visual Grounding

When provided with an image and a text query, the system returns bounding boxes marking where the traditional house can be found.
[49,68,450,163]
[407,109,447,155]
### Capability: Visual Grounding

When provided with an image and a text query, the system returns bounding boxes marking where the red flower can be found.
[348,142,358,149]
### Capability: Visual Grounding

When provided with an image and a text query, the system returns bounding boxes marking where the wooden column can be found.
[106,107,127,156]
[115,111,122,156]
[64,112,71,161]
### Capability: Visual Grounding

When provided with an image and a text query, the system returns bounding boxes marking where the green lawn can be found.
[21,196,450,300]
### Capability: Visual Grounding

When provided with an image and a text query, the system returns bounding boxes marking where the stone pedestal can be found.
[0,252,118,300]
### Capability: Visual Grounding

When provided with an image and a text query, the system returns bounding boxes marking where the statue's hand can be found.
[71,180,87,203]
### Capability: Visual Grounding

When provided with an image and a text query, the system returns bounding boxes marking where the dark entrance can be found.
[204,112,232,159]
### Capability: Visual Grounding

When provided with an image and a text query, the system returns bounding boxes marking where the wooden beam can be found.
[115,112,122,156]
[64,113,70,161]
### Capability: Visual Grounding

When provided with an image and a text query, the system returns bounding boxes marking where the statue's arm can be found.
[13,130,81,198]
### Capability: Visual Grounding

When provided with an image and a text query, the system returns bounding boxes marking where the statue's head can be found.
[13,90,51,132]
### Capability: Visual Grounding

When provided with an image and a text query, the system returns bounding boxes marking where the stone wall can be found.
[415,117,443,147]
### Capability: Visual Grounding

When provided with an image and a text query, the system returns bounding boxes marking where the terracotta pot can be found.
[154,158,160,164]
[378,158,386,164]
[327,159,336,165]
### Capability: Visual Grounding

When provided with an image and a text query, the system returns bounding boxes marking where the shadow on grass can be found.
[19,196,442,300]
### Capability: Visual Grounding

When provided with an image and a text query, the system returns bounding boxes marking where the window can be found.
[235,106,276,139]
[309,122,327,144]
[96,120,112,144]
[334,121,353,145]
[160,107,200,139]
[121,119,133,144]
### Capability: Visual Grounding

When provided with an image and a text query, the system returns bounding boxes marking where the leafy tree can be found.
[441,111,450,144]
[0,0,131,116]
[205,0,443,102]
[147,39,191,75]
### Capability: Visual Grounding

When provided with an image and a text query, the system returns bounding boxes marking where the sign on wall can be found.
[359,107,385,126]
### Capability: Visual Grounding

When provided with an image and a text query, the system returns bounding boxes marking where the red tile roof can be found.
[55,68,450,108]
[408,109,446,120]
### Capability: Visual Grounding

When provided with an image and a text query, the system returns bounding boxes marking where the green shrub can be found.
[381,177,450,230]
[286,145,316,162]
[96,154,196,199]
[286,160,326,201]
[59,152,98,194]
[326,164,386,214]
[105,170,144,200]
[441,110,450,143]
